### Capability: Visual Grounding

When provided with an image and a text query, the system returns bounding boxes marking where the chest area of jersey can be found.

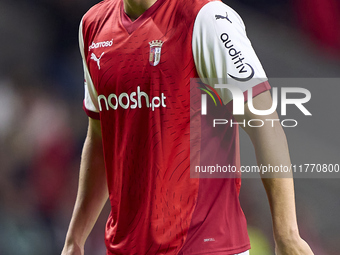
[86,18,194,94]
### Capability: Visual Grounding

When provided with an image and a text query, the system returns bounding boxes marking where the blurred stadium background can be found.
[0,0,339,254]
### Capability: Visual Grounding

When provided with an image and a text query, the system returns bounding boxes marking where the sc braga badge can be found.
[149,40,164,66]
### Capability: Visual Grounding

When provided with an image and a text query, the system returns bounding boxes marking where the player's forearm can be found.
[64,119,108,248]
[249,119,299,242]
[238,92,313,254]
[261,178,299,242]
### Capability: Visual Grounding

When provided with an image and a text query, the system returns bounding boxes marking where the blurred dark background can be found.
[0,0,339,254]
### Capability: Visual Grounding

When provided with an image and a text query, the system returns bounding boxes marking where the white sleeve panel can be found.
[79,19,99,113]
[192,1,267,104]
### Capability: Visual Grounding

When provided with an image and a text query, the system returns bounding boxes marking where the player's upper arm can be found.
[88,117,102,139]
[192,1,268,104]
[234,90,280,136]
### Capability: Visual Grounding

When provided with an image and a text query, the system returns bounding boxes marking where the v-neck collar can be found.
[120,0,166,34]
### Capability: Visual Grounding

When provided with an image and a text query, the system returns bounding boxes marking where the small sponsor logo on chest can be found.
[88,39,113,51]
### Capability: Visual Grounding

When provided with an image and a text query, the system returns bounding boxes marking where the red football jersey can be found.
[79,0,269,254]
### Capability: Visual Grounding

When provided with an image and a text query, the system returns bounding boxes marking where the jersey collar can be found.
[120,0,166,34]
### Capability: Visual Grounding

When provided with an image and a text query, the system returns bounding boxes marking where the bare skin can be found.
[123,0,157,21]
[61,118,107,255]
[62,1,314,254]
[235,91,314,255]
[61,93,314,255]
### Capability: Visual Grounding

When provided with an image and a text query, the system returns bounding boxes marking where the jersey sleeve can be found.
[192,1,269,105]
[79,19,100,120]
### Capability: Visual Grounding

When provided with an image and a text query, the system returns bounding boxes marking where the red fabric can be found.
[83,100,100,120]
[82,0,250,254]
[226,81,271,113]
[243,81,271,103]
[120,0,166,34]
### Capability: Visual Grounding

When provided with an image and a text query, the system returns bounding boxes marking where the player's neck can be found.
[123,0,158,21]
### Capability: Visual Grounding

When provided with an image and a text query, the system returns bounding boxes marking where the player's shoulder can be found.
[195,1,244,26]
[171,0,217,22]
[82,0,117,27]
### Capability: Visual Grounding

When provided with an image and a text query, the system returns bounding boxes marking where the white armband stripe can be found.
[79,19,99,113]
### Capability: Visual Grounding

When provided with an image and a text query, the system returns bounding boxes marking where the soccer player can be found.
[61,0,314,254]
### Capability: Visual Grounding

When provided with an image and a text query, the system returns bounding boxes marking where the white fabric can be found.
[235,250,249,255]
[192,1,267,104]
[81,1,268,110]
[79,19,100,113]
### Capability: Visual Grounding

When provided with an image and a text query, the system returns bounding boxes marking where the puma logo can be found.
[91,52,105,70]
[215,12,232,23]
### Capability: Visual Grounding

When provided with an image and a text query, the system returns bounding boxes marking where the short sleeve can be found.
[192,1,269,104]
[79,19,100,120]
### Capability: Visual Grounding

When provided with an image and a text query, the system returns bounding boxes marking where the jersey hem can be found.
[83,100,100,120]
[244,81,271,103]
[181,244,250,255]
[226,81,270,112]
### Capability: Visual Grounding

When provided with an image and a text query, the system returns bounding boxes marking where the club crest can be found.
[149,40,164,66]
